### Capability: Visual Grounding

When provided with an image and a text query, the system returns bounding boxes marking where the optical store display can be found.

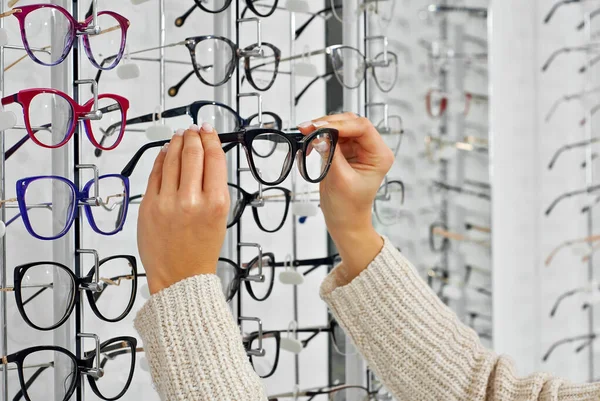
[9,0,600,399]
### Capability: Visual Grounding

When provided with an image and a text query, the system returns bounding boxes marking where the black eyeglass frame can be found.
[220,254,276,303]
[229,184,291,233]
[5,337,137,401]
[11,256,138,331]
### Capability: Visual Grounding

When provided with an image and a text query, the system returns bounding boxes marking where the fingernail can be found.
[312,120,328,128]
[189,124,200,132]
[175,128,185,136]
[298,121,312,128]
[201,122,213,132]
[161,143,169,153]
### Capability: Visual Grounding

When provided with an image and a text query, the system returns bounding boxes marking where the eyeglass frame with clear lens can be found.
[175,0,279,28]
[4,337,137,401]
[2,88,130,157]
[183,35,281,91]
[7,256,138,331]
[121,128,339,187]
[228,184,291,233]
[218,254,276,302]
[11,174,130,241]
[4,4,129,69]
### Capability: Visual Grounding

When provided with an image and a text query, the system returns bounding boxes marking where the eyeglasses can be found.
[249,45,398,92]
[548,137,600,170]
[542,334,596,362]
[425,89,488,118]
[122,128,339,186]
[426,4,488,18]
[431,181,491,201]
[175,0,279,27]
[164,37,280,93]
[427,267,492,301]
[545,234,600,266]
[424,135,488,162]
[429,222,491,252]
[3,88,129,160]
[268,384,377,400]
[1,336,137,401]
[0,3,129,69]
[0,256,138,331]
[97,100,281,157]
[97,36,281,93]
[549,281,600,318]
[1,174,129,240]
[228,184,291,233]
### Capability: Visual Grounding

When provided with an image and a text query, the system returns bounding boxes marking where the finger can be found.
[199,123,228,192]
[161,129,185,194]
[179,125,204,196]
[297,112,359,135]
[314,117,385,155]
[145,143,168,196]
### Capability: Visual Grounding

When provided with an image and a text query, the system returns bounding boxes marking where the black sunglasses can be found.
[2,257,139,331]
[175,0,279,28]
[3,337,137,401]
[97,100,283,157]
[122,128,339,186]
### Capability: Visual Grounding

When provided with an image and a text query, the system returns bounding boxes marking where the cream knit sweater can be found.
[134,237,600,400]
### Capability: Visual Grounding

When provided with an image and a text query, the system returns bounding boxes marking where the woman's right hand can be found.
[298,113,394,284]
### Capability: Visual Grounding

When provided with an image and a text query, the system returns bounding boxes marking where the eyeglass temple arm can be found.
[544,0,578,24]
[428,4,488,18]
[542,334,594,361]
[121,140,170,177]
[11,364,51,401]
[549,288,580,317]
[581,53,600,73]
[577,6,600,29]
[295,72,335,106]
[295,5,342,39]
[546,184,600,215]
[175,3,197,27]
[575,334,598,353]
[168,70,195,97]
[549,137,600,169]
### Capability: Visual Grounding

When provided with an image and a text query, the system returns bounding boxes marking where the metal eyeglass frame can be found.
[96,100,282,157]
[542,333,596,362]
[0,3,129,69]
[544,0,589,24]
[121,128,339,186]
[0,256,139,331]
[545,183,600,215]
[2,335,137,401]
[549,282,600,318]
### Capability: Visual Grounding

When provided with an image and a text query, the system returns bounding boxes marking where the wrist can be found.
[330,226,383,286]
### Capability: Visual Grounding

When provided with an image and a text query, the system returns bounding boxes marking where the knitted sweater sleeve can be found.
[320,236,600,401]
[134,275,267,401]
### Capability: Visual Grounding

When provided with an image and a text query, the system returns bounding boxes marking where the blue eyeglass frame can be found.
[13,174,130,241]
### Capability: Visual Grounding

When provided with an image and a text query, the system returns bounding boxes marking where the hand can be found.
[298,113,394,283]
[137,124,230,295]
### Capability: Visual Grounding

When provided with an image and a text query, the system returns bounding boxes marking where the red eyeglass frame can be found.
[425,88,474,118]
[1,88,129,151]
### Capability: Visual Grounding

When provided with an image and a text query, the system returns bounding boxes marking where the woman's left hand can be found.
[137,124,230,295]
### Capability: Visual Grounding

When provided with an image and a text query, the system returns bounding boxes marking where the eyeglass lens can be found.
[19,264,75,330]
[88,97,125,148]
[193,38,235,86]
[23,177,76,239]
[196,0,230,13]
[331,47,366,89]
[373,52,399,92]
[254,187,288,232]
[86,14,125,68]
[250,334,278,378]
[86,176,128,235]
[92,258,136,321]
[21,350,77,400]
[216,259,239,301]
[227,185,246,228]
[197,104,239,132]
[92,339,135,399]
[28,92,74,147]
[24,7,72,66]
[251,133,292,184]
[374,181,405,226]
[246,44,278,91]
[304,131,333,181]
[245,255,274,301]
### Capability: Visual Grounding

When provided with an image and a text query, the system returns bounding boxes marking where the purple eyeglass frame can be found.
[13,175,130,241]
[12,4,129,70]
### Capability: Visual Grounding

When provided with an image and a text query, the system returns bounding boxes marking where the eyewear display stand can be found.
[0,0,6,399]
